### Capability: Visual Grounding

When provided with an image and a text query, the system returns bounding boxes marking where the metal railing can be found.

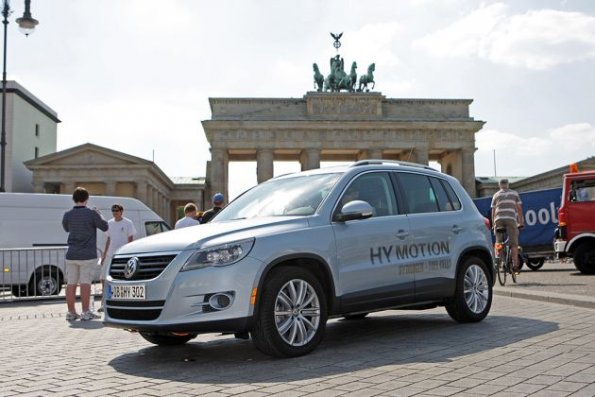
[0,246,100,303]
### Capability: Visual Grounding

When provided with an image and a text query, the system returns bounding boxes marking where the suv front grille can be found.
[109,255,177,280]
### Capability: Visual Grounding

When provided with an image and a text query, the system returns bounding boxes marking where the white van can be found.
[0,193,171,297]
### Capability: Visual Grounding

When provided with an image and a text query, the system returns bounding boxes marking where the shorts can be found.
[494,219,519,247]
[65,259,97,285]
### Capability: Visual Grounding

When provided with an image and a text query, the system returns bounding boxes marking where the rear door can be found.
[394,172,462,300]
[332,171,414,311]
[567,177,595,240]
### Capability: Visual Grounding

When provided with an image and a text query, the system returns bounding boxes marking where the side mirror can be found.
[334,200,374,222]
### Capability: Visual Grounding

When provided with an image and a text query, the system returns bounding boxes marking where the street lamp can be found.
[0,0,38,192]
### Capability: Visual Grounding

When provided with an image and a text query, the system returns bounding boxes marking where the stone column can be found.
[440,150,463,181]
[105,181,117,196]
[461,147,477,197]
[368,149,383,160]
[413,146,429,165]
[300,149,320,171]
[136,181,148,205]
[208,148,228,200]
[256,149,274,183]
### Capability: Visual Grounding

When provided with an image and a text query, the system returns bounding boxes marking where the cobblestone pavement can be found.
[2,295,595,397]
[509,260,595,297]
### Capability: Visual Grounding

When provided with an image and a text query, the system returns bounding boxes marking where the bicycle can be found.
[494,227,520,286]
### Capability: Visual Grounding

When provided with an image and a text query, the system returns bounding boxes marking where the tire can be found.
[29,267,63,296]
[526,258,545,271]
[11,285,30,297]
[343,313,369,320]
[251,266,327,358]
[496,258,506,287]
[139,332,196,346]
[446,256,492,323]
[573,243,595,275]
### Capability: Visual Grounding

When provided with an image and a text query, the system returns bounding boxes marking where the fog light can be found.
[208,293,233,310]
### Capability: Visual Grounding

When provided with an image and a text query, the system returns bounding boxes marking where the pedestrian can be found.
[99,203,136,311]
[62,187,108,321]
[175,202,201,229]
[491,178,525,273]
[200,192,225,223]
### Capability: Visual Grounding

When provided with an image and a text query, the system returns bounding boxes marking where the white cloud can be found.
[475,123,595,177]
[415,3,595,69]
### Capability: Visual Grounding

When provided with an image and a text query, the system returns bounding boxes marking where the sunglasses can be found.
[111,209,122,212]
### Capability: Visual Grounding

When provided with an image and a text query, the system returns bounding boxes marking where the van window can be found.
[571,180,595,202]
[145,221,171,236]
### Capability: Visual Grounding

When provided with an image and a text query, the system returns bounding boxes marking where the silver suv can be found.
[104,160,494,357]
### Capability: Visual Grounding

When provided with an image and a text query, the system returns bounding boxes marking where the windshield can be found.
[214,173,341,221]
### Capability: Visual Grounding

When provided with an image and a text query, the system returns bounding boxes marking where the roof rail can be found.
[351,159,436,171]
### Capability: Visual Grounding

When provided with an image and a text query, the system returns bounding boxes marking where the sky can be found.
[7,0,595,199]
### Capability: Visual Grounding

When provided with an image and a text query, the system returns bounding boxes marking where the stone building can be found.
[1,81,59,192]
[24,143,204,225]
[202,92,485,199]
[475,156,595,197]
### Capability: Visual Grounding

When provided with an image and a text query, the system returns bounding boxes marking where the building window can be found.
[35,147,39,159]
[35,124,40,137]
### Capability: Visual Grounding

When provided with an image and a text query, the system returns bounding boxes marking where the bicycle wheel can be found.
[509,249,517,283]
[496,253,506,286]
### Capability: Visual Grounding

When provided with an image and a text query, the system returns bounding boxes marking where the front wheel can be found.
[29,267,63,296]
[139,332,196,346]
[573,243,595,274]
[446,256,492,323]
[251,266,327,358]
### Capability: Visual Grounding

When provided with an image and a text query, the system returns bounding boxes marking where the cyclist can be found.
[491,178,524,273]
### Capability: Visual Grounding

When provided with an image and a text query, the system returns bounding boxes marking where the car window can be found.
[336,172,398,217]
[429,177,454,211]
[214,173,341,221]
[571,180,595,202]
[440,179,462,210]
[397,173,439,214]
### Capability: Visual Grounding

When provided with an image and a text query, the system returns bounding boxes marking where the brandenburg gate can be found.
[202,92,484,199]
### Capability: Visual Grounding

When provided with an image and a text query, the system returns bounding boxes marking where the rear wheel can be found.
[526,258,545,271]
[251,266,327,357]
[446,256,492,323]
[139,332,196,346]
[496,252,507,287]
[574,243,595,274]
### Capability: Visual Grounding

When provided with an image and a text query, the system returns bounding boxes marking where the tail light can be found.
[483,217,491,230]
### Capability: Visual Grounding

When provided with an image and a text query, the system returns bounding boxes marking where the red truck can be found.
[554,170,595,274]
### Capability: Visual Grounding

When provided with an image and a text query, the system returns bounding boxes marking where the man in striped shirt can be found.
[491,179,525,272]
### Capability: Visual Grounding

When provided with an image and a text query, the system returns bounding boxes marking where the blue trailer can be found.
[474,187,562,270]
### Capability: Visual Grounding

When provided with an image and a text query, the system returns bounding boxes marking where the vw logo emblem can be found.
[124,257,139,279]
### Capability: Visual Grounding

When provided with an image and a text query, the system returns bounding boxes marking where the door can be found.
[395,172,463,301]
[332,171,414,312]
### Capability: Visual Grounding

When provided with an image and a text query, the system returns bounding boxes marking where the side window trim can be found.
[439,178,462,211]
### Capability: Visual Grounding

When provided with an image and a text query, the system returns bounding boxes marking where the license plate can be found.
[108,284,146,300]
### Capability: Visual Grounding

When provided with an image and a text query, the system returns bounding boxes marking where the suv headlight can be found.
[181,238,255,271]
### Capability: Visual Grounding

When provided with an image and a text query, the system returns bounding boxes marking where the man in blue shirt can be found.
[62,187,108,321]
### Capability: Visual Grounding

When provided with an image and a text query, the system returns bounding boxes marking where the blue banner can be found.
[474,187,562,247]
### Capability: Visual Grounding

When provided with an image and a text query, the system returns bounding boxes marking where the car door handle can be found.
[396,230,409,240]
[452,225,463,234]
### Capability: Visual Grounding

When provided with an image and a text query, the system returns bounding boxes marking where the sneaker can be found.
[80,311,101,321]
[65,312,80,322]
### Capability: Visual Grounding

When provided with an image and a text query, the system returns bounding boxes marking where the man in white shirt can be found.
[100,204,137,309]
[175,202,201,229]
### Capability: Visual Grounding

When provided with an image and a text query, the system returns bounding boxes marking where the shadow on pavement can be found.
[108,311,558,384]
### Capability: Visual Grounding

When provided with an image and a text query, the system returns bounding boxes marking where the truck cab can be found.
[554,170,595,274]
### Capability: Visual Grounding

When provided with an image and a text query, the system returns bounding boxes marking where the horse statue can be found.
[312,63,324,92]
[336,61,357,92]
[358,63,375,92]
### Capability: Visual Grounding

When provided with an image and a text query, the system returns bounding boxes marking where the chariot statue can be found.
[311,33,376,93]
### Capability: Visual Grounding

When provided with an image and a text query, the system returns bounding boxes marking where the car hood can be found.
[115,217,311,256]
